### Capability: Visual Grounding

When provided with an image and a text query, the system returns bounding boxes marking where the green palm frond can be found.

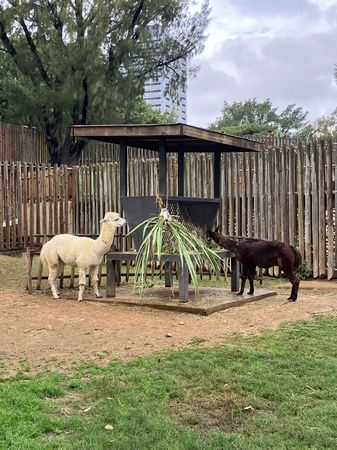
[128,209,222,296]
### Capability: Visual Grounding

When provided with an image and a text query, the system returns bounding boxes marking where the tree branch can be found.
[0,20,17,57]
[45,1,64,40]
[18,18,51,86]
[131,0,145,39]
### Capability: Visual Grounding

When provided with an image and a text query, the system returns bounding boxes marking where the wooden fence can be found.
[1,138,337,278]
[0,122,49,163]
[0,121,156,165]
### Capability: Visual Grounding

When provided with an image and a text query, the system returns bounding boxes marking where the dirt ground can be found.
[1,286,336,378]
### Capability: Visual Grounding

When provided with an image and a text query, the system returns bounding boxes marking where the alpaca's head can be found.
[100,212,126,228]
[206,226,220,246]
[207,227,235,251]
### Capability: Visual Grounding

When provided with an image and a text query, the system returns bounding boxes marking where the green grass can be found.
[1,316,336,449]
[0,253,289,292]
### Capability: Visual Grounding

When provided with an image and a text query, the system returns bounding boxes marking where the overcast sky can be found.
[187,0,337,127]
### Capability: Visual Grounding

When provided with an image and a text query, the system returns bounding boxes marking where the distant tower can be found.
[143,60,187,123]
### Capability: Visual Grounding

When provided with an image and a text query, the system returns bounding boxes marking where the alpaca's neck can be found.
[96,222,117,252]
[223,237,237,253]
[214,233,237,253]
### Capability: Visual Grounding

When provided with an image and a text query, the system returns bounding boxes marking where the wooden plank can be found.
[260,151,266,240]
[297,142,305,259]
[214,150,221,198]
[159,138,167,197]
[16,162,23,248]
[246,153,252,237]
[228,155,234,236]
[304,143,312,270]
[266,148,273,242]
[0,163,3,249]
[22,163,28,247]
[274,147,281,241]
[83,165,88,234]
[326,140,334,279]
[253,152,259,237]
[64,165,69,233]
[4,162,10,248]
[177,146,184,196]
[53,165,59,235]
[119,139,128,198]
[35,162,41,245]
[222,154,228,234]
[288,145,295,246]
[48,164,53,235]
[280,143,288,242]
[73,166,79,234]
[318,140,326,277]
[234,153,241,236]
[241,153,246,236]
[10,162,16,249]
[334,143,337,276]
[87,164,92,234]
[41,164,47,242]
[311,141,319,277]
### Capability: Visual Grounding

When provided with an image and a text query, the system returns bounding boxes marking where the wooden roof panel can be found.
[71,123,263,153]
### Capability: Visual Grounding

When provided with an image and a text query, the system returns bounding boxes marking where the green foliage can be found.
[297,263,312,280]
[1,316,337,449]
[129,208,220,295]
[0,0,209,164]
[126,100,177,124]
[299,107,337,139]
[209,98,309,137]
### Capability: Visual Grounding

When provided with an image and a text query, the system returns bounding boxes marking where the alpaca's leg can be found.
[55,261,64,296]
[78,268,86,301]
[48,264,60,299]
[286,271,300,301]
[247,266,256,295]
[89,265,102,298]
[237,266,248,295]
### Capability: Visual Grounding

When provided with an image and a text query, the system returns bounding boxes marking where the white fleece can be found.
[40,211,126,301]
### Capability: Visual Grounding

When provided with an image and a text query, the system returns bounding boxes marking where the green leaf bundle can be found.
[129,212,222,296]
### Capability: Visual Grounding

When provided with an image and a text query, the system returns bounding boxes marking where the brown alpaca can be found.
[207,229,302,301]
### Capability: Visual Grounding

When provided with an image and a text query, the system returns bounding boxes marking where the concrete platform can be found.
[92,284,277,316]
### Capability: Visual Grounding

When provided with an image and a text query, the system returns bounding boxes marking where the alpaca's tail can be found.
[39,242,48,267]
[293,248,302,271]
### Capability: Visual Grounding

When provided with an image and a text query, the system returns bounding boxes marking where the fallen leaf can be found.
[243,405,255,411]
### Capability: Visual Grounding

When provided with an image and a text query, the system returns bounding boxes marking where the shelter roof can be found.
[71,123,263,153]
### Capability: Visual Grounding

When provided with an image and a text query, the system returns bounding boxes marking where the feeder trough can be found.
[121,196,220,250]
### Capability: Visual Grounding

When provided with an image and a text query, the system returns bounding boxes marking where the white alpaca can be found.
[40,212,126,301]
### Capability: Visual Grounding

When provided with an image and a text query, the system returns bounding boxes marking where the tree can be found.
[209,98,309,137]
[0,0,209,164]
[299,108,337,139]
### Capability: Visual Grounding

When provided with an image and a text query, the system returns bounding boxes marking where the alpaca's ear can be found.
[100,218,107,223]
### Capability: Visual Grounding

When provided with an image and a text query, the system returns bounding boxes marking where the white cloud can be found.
[187,0,337,126]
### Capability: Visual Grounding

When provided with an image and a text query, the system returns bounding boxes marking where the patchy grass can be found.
[0,253,290,292]
[0,253,28,289]
[0,316,336,449]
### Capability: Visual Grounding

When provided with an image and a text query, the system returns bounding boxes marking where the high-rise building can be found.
[143,60,187,123]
